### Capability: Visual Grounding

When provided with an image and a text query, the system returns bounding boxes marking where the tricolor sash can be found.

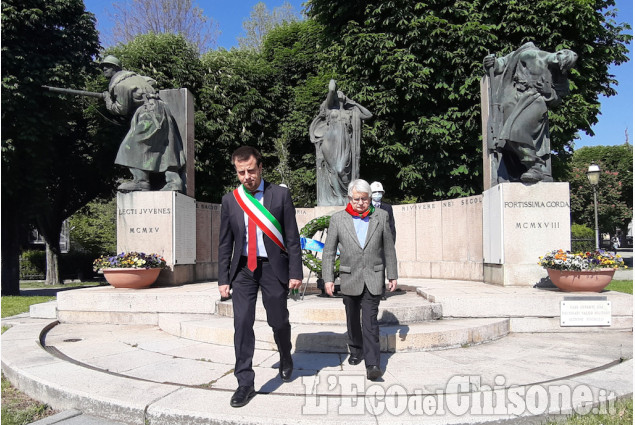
[233,185,286,251]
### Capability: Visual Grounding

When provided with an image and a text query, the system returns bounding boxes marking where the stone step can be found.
[56,283,219,325]
[54,280,631,334]
[216,290,443,324]
[3,317,631,425]
[55,283,444,326]
[414,281,634,332]
[29,301,57,319]
[161,314,510,352]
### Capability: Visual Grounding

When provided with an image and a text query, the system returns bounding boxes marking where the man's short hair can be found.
[348,179,371,197]
[232,146,262,166]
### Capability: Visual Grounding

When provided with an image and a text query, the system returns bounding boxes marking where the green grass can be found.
[1,296,56,318]
[544,397,632,425]
[605,280,633,294]
[1,373,55,425]
[2,281,106,319]
[19,280,104,289]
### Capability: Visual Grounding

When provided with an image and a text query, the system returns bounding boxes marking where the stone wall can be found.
[196,194,485,282]
[394,195,483,280]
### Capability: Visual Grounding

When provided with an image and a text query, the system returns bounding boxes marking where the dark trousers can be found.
[342,286,381,367]
[231,258,291,387]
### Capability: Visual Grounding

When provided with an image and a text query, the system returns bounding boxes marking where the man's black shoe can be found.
[280,356,293,382]
[348,355,362,365]
[366,365,383,381]
[230,385,256,407]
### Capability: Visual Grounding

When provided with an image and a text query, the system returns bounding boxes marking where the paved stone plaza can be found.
[2,278,632,425]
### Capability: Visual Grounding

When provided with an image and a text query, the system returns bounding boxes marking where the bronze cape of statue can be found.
[484,42,577,184]
[310,80,372,206]
[101,55,186,192]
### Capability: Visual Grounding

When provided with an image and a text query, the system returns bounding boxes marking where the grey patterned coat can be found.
[322,208,398,296]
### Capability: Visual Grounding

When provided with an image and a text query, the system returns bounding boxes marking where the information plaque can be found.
[560,296,611,327]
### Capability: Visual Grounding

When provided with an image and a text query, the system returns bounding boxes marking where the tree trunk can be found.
[37,215,63,286]
[45,240,61,285]
[1,210,21,295]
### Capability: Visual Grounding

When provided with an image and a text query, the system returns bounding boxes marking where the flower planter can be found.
[547,268,615,292]
[102,268,161,289]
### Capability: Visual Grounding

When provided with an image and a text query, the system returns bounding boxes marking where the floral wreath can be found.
[300,215,340,278]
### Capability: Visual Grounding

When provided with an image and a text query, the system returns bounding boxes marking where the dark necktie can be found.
[247,190,260,271]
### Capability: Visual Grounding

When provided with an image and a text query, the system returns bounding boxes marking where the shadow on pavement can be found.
[20,284,108,297]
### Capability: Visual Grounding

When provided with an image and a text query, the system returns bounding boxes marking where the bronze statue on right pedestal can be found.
[484,42,577,184]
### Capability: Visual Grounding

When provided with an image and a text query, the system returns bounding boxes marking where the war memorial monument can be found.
[2,44,631,425]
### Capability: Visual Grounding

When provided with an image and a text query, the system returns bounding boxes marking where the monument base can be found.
[399,260,483,281]
[195,262,217,282]
[482,182,571,286]
[117,191,196,285]
[483,263,551,287]
[157,264,196,286]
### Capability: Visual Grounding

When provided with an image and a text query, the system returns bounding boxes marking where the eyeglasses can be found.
[350,197,370,203]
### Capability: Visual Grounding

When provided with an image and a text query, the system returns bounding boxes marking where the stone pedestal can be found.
[480,76,494,191]
[483,182,571,286]
[159,88,195,197]
[117,191,196,285]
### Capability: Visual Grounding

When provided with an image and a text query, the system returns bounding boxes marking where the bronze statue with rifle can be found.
[43,55,186,192]
[42,85,106,99]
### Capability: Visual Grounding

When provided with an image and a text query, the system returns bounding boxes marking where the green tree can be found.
[568,144,633,237]
[194,20,328,206]
[569,166,631,240]
[307,0,631,201]
[195,48,277,201]
[108,0,219,53]
[569,144,633,213]
[105,32,204,96]
[69,197,117,257]
[2,0,102,293]
[238,1,302,52]
[261,20,329,206]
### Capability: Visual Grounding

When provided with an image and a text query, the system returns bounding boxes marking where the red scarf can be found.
[345,203,375,218]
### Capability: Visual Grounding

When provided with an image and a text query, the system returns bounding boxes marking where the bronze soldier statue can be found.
[101,55,186,192]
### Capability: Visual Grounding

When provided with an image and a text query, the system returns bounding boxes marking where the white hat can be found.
[370,181,384,193]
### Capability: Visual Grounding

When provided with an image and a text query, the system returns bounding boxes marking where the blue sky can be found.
[84,0,633,149]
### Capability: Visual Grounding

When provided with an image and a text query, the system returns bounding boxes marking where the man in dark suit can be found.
[370,181,396,241]
[322,179,398,381]
[218,146,303,408]
[371,181,396,300]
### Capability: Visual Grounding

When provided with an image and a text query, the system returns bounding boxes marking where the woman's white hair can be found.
[347,179,371,197]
